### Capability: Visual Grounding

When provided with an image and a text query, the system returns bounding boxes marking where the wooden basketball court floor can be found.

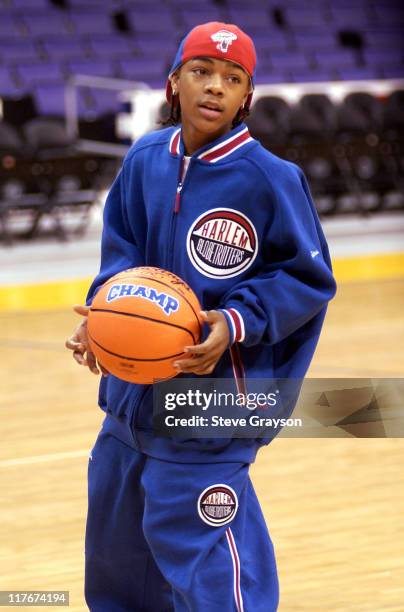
[0,257,403,611]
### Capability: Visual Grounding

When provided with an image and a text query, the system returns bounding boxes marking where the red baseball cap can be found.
[166,22,257,111]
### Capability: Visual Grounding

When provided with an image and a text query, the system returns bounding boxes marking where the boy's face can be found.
[171,57,251,137]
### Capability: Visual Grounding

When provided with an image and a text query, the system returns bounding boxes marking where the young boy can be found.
[66,22,336,611]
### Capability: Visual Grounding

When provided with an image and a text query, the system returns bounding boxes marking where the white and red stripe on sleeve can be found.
[220,308,245,344]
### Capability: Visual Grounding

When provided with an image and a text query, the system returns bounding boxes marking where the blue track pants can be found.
[85,417,279,611]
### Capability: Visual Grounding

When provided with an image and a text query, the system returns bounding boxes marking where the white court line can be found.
[0,449,89,468]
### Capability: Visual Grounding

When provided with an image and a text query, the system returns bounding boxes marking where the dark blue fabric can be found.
[85,123,336,462]
[85,417,279,611]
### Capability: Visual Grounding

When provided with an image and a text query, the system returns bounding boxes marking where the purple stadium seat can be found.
[338,67,380,80]
[294,31,338,50]
[68,0,117,5]
[168,0,219,7]
[227,7,272,30]
[272,0,325,5]
[383,66,404,78]
[133,34,176,61]
[88,88,123,115]
[254,72,290,85]
[326,0,369,5]
[34,83,66,116]
[77,88,107,119]
[68,10,116,36]
[285,7,328,28]
[329,7,372,27]
[1,0,401,106]
[21,12,72,37]
[373,0,402,5]
[222,0,273,6]
[269,51,310,71]
[9,0,50,9]
[16,62,65,86]
[42,39,88,61]
[160,0,193,4]
[364,48,404,68]
[34,83,98,117]
[119,57,166,84]
[253,32,292,54]
[0,67,20,95]
[127,4,175,32]
[374,6,404,26]
[314,49,357,69]
[68,60,115,78]
[290,69,336,83]
[179,6,225,31]
[89,36,137,59]
[364,28,404,49]
[0,13,24,38]
[0,41,40,63]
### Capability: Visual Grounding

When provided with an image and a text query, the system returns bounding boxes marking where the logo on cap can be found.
[210,29,237,53]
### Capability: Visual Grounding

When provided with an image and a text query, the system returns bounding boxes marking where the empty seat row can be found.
[0,117,120,243]
[244,90,404,213]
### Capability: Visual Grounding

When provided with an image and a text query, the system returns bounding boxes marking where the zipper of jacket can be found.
[174,160,184,213]
[133,156,189,431]
[167,156,191,270]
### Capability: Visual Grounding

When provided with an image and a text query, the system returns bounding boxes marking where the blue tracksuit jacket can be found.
[86,121,336,464]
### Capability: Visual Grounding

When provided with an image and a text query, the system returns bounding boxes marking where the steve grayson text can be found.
[164,415,303,428]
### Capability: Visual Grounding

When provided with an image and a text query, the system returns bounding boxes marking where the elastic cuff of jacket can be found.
[219,308,245,345]
[86,285,102,307]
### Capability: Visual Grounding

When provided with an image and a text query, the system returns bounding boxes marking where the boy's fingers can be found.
[66,338,85,351]
[73,351,87,366]
[99,362,110,377]
[190,363,216,375]
[87,351,99,374]
[73,304,90,317]
[199,310,208,321]
[73,349,100,375]
[174,356,215,372]
[173,359,201,370]
[203,309,224,324]
[183,344,207,354]
[184,336,219,353]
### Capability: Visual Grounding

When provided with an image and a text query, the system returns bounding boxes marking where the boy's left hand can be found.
[173,310,230,375]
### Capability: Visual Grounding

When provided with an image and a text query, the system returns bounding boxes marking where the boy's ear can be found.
[242,89,252,106]
[170,71,180,93]
[242,79,253,105]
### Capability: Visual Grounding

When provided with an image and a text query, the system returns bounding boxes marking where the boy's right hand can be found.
[65,305,109,376]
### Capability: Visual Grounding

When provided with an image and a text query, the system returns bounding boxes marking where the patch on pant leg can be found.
[197,484,238,527]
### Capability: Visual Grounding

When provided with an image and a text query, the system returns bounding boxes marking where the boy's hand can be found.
[173,310,230,375]
[65,304,109,376]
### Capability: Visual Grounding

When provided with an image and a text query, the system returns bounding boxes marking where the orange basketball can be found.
[87,266,204,384]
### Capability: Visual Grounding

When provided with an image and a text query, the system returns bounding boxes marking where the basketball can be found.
[86,266,204,384]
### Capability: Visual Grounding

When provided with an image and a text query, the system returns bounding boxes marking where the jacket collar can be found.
[168,123,253,163]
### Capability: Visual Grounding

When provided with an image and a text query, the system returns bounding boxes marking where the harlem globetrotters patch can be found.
[187,208,258,278]
[197,484,238,527]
